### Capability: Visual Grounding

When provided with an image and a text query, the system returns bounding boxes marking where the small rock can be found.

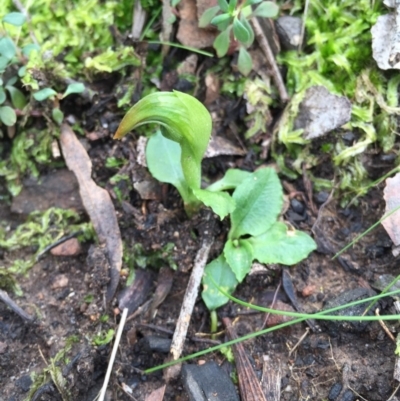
[15,375,32,392]
[315,191,329,204]
[141,336,171,353]
[276,16,302,50]
[328,382,342,400]
[294,86,352,140]
[371,14,400,70]
[181,361,239,401]
[323,288,377,333]
[50,274,69,289]
[301,285,316,297]
[290,198,305,214]
[50,238,82,256]
[339,389,355,401]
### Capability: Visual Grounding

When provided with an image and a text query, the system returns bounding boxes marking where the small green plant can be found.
[114,91,235,217]
[0,12,34,128]
[199,0,279,75]
[115,91,316,330]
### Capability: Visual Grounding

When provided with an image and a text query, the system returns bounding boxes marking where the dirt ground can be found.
[1,5,400,400]
[1,123,399,401]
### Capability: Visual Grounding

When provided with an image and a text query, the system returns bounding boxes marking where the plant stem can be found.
[210,310,218,334]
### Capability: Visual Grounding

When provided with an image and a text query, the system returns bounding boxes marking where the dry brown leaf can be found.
[144,384,166,401]
[177,0,217,48]
[59,124,122,302]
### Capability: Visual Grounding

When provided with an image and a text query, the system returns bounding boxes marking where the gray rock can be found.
[294,86,352,140]
[276,16,303,50]
[181,361,239,401]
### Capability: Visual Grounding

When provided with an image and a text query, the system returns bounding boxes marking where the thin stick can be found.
[288,328,310,357]
[163,237,213,381]
[98,308,129,401]
[376,308,396,342]
[250,17,289,103]
[0,289,34,322]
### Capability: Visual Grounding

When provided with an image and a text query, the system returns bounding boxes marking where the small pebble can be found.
[315,191,329,204]
[328,382,342,400]
[290,198,305,214]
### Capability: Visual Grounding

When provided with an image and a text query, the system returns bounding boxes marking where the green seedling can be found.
[202,168,316,331]
[114,91,235,217]
[0,12,35,127]
[115,91,316,332]
[199,0,279,75]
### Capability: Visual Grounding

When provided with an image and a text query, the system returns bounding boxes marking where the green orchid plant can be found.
[115,91,317,331]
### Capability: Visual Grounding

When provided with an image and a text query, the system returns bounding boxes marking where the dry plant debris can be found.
[60,124,122,301]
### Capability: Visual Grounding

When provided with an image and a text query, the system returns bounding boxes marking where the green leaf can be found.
[171,0,181,6]
[146,130,192,205]
[214,27,231,57]
[237,46,253,76]
[52,108,64,125]
[18,66,26,77]
[0,88,6,105]
[202,254,238,310]
[211,13,232,26]
[224,239,253,282]
[6,86,27,109]
[0,106,16,126]
[93,329,115,346]
[0,37,16,60]
[249,222,317,265]
[22,43,40,57]
[2,12,26,26]
[233,17,250,43]
[207,169,252,192]
[252,1,279,18]
[62,82,85,98]
[217,0,229,12]
[229,167,283,239]
[0,56,9,71]
[193,188,236,219]
[115,91,212,192]
[240,16,254,47]
[228,0,238,13]
[243,0,263,6]
[33,88,57,101]
[199,6,220,28]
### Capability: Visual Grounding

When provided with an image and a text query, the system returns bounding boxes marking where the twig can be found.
[250,17,289,103]
[0,289,34,322]
[288,328,310,357]
[163,237,213,381]
[98,308,129,401]
[35,231,82,261]
[376,308,396,342]
[260,280,281,330]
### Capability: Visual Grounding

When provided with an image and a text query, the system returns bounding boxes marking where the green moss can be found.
[277,0,399,201]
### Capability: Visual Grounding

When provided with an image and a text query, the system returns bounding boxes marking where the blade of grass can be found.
[333,204,400,259]
[144,288,400,374]
[147,41,213,56]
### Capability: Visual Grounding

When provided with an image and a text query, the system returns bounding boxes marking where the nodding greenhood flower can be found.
[114,91,212,191]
